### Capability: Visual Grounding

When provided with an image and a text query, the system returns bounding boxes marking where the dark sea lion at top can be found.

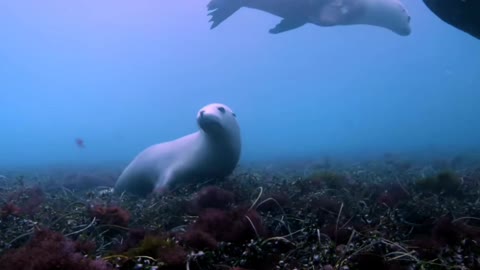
[423,0,480,40]
[207,0,411,36]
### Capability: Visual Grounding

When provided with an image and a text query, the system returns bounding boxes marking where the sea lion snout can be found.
[396,23,411,36]
[394,1,412,35]
[198,109,223,132]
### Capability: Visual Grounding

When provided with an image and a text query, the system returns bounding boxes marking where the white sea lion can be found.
[114,103,241,197]
[207,0,411,36]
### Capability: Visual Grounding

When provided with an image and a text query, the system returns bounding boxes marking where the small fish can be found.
[75,138,85,148]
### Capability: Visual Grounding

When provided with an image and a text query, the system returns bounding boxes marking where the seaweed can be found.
[0,157,479,269]
[0,228,112,270]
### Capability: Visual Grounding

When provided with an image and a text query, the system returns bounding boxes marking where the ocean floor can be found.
[1,155,480,270]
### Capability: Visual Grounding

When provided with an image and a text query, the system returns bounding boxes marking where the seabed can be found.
[1,156,480,270]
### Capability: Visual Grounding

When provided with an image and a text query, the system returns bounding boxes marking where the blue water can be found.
[1,0,479,169]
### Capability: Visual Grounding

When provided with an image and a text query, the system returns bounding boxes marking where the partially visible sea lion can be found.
[207,0,411,36]
[114,103,241,197]
[423,0,480,40]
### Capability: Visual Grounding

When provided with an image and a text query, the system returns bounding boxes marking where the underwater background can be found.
[2,1,480,269]
[1,0,479,169]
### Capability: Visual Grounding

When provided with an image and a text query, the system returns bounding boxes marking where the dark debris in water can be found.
[1,157,480,270]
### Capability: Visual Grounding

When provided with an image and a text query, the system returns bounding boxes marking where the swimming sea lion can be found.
[423,0,480,40]
[207,0,411,36]
[114,103,241,197]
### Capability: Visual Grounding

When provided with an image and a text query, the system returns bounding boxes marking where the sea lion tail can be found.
[207,0,243,29]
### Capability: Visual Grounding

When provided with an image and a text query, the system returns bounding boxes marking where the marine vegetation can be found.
[1,156,480,269]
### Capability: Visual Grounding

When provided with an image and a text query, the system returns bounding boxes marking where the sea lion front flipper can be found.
[269,18,307,34]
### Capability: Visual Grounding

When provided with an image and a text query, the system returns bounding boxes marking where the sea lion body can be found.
[423,0,480,40]
[208,0,411,35]
[114,103,241,197]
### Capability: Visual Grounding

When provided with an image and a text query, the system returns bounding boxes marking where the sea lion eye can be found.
[232,113,236,117]
[217,107,226,113]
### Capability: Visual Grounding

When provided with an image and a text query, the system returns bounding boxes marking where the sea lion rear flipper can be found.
[269,18,307,34]
[207,0,243,29]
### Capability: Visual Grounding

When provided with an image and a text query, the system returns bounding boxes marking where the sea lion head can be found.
[197,103,240,137]
[372,0,412,36]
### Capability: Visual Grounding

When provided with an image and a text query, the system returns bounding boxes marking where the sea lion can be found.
[423,0,480,40]
[114,103,241,197]
[207,0,411,36]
